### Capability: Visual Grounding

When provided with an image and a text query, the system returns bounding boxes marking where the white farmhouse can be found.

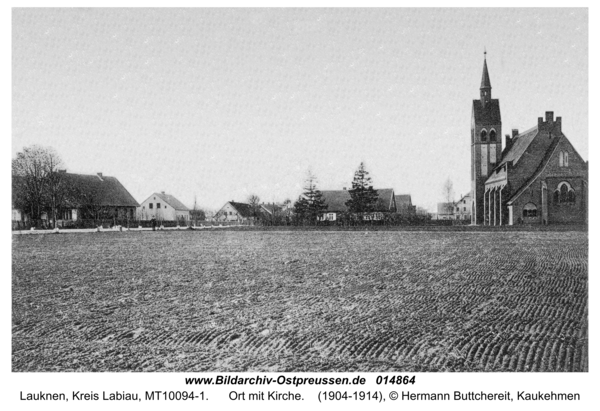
[138,191,190,222]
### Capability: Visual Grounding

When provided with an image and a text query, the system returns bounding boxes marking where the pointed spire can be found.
[480,50,491,90]
[479,50,492,105]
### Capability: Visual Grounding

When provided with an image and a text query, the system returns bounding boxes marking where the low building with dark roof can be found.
[394,194,416,216]
[214,201,257,222]
[320,188,396,221]
[12,171,139,225]
[139,191,190,221]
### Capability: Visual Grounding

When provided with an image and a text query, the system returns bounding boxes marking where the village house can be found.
[12,171,139,227]
[214,201,257,222]
[320,188,397,222]
[138,192,190,222]
[394,194,416,217]
[454,193,472,221]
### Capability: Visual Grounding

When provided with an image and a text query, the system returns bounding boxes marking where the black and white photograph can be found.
[8,4,594,409]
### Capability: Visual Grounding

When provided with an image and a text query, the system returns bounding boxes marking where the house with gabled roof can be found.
[214,201,257,222]
[394,194,416,217]
[138,191,190,221]
[12,171,139,225]
[320,188,396,221]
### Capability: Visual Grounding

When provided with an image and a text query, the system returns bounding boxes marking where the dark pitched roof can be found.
[63,172,139,207]
[395,194,412,207]
[496,126,538,168]
[154,192,189,211]
[229,201,255,218]
[321,188,395,212]
[507,134,564,204]
[472,99,501,124]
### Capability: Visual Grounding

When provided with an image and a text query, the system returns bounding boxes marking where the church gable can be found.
[501,113,563,196]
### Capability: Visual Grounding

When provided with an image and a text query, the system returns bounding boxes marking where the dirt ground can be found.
[12,230,588,372]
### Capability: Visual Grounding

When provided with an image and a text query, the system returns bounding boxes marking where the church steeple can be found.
[480,50,492,105]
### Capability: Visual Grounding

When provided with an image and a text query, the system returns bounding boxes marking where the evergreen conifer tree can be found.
[346,162,379,214]
[294,171,327,224]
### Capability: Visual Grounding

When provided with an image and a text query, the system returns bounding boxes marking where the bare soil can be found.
[12,230,588,372]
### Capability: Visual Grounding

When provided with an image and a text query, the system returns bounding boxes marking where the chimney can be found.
[545,111,554,122]
[504,134,513,153]
[161,191,165,194]
[512,129,519,138]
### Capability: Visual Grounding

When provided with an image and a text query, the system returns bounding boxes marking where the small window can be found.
[523,203,537,218]
[149,203,153,209]
[564,152,569,167]
[480,129,487,142]
[490,129,497,142]
[559,151,564,167]
[157,203,161,209]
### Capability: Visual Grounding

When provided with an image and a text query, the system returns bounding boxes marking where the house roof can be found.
[153,192,189,211]
[260,203,283,215]
[321,188,395,212]
[62,172,139,207]
[229,201,255,218]
[457,192,472,203]
[395,194,412,207]
[472,99,501,124]
[496,125,539,168]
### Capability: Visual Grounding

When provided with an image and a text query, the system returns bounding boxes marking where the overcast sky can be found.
[12,8,588,211]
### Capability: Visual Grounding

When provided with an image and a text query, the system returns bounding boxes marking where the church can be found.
[470,54,588,225]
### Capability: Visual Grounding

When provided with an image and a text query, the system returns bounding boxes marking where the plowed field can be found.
[12,230,588,372]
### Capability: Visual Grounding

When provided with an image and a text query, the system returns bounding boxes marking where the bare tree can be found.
[12,145,66,227]
[442,178,455,215]
[190,195,206,225]
[247,194,261,218]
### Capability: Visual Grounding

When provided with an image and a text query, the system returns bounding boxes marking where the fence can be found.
[11,218,261,231]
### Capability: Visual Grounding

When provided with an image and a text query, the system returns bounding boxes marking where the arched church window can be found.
[523,203,537,218]
[564,152,569,167]
[560,184,569,203]
[480,129,487,142]
[489,129,497,142]
[559,151,564,167]
[555,182,575,205]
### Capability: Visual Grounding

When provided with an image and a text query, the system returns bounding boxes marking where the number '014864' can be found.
[375,375,416,385]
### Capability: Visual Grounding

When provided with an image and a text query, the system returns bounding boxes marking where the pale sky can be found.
[12,8,588,211]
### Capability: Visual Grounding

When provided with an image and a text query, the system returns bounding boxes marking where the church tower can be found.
[471,52,502,224]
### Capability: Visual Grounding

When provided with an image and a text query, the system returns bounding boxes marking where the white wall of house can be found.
[215,202,246,221]
[138,194,189,221]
